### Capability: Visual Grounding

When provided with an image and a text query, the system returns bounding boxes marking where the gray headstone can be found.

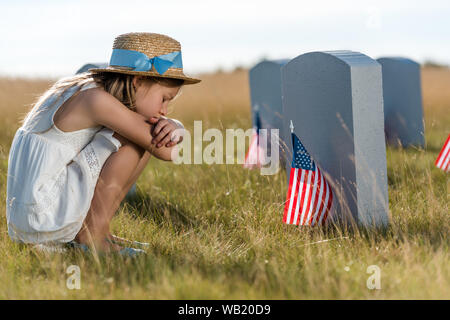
[377,57,425,148]
[249,59,290,167]
[281,51,389,228]
[76,63,108,74]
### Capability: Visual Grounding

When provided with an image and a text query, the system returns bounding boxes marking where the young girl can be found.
[5,32,200,255]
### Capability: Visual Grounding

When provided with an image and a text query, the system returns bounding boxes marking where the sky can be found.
[0,0,449,78]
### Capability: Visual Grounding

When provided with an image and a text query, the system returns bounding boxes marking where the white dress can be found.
[6,81,122,244]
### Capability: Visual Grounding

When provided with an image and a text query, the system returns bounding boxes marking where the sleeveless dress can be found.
[5,81,122,244]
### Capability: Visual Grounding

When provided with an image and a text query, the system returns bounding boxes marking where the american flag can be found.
[283,132,333,226]
[244,111,266,168]
[435,133,450,172]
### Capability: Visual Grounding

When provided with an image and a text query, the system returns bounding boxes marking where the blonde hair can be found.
[92,72,184,110]
[20,72,184,126]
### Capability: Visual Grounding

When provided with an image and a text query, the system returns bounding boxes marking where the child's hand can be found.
[148,117,185,148]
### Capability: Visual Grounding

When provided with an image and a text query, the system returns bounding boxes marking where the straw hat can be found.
[89,32,201,85]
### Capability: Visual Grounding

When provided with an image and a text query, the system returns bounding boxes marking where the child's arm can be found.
[85,88,180,161]
[150,115,185,147]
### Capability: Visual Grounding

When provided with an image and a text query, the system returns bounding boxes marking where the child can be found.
[5,32,200,256]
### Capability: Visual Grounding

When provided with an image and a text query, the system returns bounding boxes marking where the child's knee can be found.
[113,132,145,157]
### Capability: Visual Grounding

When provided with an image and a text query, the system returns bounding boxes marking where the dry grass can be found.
[421,67,450,150]
[0,67,448,299]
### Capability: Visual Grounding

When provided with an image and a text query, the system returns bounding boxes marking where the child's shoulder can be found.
[82,86,116,109]
[81,85,132,120]
[53,86,110,132]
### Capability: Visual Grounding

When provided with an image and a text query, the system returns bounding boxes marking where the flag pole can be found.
[289,120,295,164]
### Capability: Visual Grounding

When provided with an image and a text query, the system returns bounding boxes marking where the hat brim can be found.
[88,67,201,85]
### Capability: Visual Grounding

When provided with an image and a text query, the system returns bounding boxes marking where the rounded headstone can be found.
[249,59,290,167]
[377,57,425,148]
[281,51,389,227]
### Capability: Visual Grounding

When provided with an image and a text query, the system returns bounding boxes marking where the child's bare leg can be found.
[106,148,151,243]
[75,133,151,251]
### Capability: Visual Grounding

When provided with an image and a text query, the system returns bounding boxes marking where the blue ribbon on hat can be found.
[109,48,183,75]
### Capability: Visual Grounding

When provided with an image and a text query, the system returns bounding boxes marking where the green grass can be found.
[0,72,448,299]
[0,131,448,299]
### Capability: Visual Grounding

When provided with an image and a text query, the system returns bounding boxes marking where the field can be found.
[0,67,448,299]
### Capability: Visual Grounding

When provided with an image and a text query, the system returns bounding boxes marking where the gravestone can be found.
[249,59,290,168]
[76,62,108,74]
[281,51,389,228]
[377,57,425,148]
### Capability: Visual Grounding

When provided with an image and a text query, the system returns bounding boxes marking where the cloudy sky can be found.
[1,0,449,78]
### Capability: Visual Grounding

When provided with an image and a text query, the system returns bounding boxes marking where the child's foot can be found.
[66,239,146,258]
[33,243,68,254]
[67,237,121,253]
[72,232,147,257]
[107,233,150,248]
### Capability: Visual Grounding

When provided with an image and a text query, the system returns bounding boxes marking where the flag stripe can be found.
[284,168,297,224]
[441,146,450,170]
[244,129,267,168]
[244,132,257,163]
[297,171,312,225]
[315,172,328,226]
[292,170,306,225]
[435,134,450,170]
[435,135,449,167]
[317,182,330,225]
[310,170,324,226]
[290,169,304,224]
[289,168,302,224]
[437,142,449,168]
[283,168,295,222]
[293,170,302,224]
[301,171,316,225]
[305,171,320,225]
[302,171,317,225]
[283,168,297,223]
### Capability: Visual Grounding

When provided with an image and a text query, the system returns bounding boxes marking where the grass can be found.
[0,68,448,299]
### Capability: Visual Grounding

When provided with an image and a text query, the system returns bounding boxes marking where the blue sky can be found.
[1,0,449,78]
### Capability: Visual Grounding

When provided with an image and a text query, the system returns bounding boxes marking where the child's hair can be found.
[20,72,184,127]
[91,72,184,110]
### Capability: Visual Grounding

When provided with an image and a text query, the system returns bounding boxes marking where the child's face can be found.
[132,76,181,120]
